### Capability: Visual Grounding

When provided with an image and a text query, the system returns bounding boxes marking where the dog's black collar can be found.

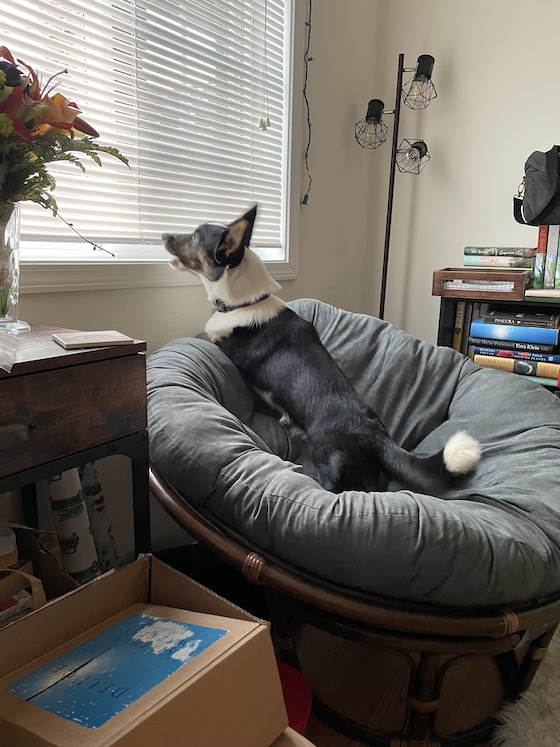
[213,293,270,313]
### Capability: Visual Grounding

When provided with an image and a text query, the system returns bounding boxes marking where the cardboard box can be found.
[0,555,288,747]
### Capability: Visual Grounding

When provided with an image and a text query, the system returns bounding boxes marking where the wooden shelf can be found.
[432,267,531,302]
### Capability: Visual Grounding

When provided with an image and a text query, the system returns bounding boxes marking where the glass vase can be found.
[0,203,30,333]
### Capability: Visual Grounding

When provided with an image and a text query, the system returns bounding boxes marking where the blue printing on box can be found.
[6,612,228,729]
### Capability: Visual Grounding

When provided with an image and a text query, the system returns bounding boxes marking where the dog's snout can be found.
[162,233,179,256]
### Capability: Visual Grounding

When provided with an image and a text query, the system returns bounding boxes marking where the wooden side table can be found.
[0,325,150,555]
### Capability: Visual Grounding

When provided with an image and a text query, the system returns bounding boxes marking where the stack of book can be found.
[461,230,560,292]
[463,246,537,272]
[468,307,560,388]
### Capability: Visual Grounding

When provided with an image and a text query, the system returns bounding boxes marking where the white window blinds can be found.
[5,0,291,262]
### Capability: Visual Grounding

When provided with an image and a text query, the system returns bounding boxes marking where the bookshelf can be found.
[436,295,560,348]
[434,286,560,392]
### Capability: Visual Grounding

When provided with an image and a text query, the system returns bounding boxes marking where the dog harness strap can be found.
[213,293,270,313]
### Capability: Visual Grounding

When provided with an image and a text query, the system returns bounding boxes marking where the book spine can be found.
[531,375,560,388]
[468,336,556,353]
[461,302,475,356]
[526,289,560,299]
[544,225,560,289]
[533,225,549,289]
[463,255,535,268]
[470,319,560,344]
[452,301,466,352]
[473,355,560,379]
[463,247,536,257]
[480,313,558,328]
[472,346,560,363]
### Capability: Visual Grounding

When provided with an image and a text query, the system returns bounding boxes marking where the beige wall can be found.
[13,0,559,556]
[374,0,560,338]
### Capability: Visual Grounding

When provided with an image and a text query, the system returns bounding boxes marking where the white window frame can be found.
[20,0,304,295]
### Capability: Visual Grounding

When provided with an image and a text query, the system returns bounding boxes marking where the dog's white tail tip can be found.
[443,430,481,474]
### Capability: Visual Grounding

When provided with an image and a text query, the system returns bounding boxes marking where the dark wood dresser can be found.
[0,325,150,554]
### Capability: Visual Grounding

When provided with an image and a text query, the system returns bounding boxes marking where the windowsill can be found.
[20,257,297,293]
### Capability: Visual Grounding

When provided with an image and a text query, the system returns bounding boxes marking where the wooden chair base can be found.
[310,697,496,746]
[149,466,560,746]
[280,608,553,746]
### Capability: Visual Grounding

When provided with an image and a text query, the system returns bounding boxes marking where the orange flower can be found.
[32,92,79,135]
[0,44,127,213]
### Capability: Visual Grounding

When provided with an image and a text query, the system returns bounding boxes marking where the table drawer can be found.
[0,355,146,477]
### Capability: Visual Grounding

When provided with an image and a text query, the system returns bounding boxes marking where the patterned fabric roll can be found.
[47,469,100,585]
[79,463,119,572]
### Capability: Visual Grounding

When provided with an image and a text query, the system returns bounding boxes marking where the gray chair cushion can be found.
[147,299,560,608]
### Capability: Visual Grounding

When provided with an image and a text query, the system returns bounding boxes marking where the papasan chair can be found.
[147,298,560,746]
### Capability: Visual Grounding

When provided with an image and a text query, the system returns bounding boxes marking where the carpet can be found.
[491,628,560,746]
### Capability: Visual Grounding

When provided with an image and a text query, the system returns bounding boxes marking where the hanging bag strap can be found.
[513,194,526,224]
[514,145,560,225]
[513,193,527,224]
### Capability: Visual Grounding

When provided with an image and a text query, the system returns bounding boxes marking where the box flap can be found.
[0,557,150,677]
[149,556,267,624]
[270,728,317,746]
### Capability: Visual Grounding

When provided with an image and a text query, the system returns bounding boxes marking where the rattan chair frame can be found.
[149,465,560,746]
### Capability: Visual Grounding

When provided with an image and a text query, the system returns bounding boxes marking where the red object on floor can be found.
[276,660,312,734]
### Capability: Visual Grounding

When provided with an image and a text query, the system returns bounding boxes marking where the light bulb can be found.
[403,146,421,164]
[361,121,385,147]
[403,142,427,165]
[404,78,434,109]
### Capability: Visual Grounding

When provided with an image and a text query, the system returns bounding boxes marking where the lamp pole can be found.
[379,53,404,320]
[356,53,436,317]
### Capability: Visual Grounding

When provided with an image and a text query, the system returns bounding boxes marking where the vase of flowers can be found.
[0,45,128,333]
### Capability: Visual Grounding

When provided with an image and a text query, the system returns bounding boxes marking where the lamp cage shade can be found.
[355,99,388,149]
[395,139,431,174]
[402,55,437,110]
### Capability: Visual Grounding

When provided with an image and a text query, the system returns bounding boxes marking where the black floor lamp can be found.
[355,54,437,319]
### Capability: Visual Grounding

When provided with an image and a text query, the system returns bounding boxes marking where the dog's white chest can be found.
[205,295,286,342]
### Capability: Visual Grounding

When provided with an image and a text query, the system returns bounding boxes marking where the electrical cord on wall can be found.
[301,0,313,205]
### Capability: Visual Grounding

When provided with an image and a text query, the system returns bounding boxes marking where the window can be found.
[5,0,301,289]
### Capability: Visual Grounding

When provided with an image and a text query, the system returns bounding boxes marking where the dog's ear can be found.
[214,205,258,265]
[239,205,257,234]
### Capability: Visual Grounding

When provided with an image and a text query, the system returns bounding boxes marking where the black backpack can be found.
[514,145,560,226]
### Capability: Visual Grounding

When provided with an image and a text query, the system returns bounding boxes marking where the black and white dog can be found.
[163,205,480,495]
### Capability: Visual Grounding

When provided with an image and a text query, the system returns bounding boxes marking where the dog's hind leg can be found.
[311,451,346,492]
[309,440,384,493]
